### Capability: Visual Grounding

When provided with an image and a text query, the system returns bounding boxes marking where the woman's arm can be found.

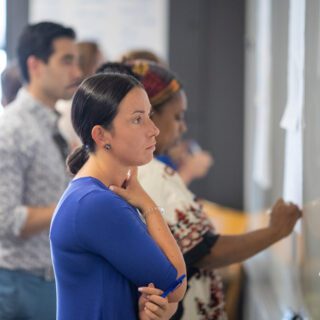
[197,228,276,269]
[196,199,302,269]
[110,168,186,302]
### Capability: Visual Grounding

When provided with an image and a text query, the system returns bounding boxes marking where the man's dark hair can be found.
[17,21,76,83]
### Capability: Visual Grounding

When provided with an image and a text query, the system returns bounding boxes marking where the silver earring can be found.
[105,144,111,150]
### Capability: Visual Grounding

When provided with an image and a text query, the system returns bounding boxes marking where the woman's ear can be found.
[91,125,111,148]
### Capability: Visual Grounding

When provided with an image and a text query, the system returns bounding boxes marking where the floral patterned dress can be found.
[138,159,227,320]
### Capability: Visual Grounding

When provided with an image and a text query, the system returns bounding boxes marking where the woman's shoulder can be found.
[67,177,127,210]
[69,180,139,232]
[82,189,127,209]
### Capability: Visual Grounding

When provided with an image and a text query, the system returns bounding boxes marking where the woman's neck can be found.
[76,153,129,188]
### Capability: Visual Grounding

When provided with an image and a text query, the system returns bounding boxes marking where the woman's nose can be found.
[153,123,160,137]
[149,119,160,137]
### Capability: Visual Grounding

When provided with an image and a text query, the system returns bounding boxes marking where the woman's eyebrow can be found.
[131,110,145,115]
[131,105,152,115]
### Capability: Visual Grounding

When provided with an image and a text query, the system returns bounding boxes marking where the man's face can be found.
[37,37,81,103]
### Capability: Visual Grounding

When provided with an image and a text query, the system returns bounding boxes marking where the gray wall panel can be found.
[169,0,245,209]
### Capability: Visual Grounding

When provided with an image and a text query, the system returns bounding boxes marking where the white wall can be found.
[29,0,168,61]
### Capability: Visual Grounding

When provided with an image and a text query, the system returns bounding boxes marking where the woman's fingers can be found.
[138,286,163,296]
[143,307,161,320]
[138,284,170,320]
[109,185,126,198]
[129,166,138,178]
[269,199,302,238]
[126,166,138,186]
[146,295,168,309]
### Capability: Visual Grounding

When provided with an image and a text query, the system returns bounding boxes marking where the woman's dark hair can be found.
[96,62,136,78]
[67,73,142,175]
[17,21,76,83]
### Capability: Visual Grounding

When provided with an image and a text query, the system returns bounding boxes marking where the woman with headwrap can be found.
[97,61,301,320]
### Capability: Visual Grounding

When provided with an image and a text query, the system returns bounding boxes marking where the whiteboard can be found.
[29,0,169,61]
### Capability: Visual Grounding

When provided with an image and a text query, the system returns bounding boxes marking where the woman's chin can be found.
[137,154,154,166]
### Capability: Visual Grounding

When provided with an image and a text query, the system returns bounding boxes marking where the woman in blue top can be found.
[50,73,187,320]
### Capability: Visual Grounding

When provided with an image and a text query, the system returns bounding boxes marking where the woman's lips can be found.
[146,144,156,150]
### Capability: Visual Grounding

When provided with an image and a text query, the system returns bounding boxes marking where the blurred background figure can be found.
[120,48,166,66]
[56,41,105,149]
[163,139,214,186]
[77,41,105,77]
[1,62,22,107]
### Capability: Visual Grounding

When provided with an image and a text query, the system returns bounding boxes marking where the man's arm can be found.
[20,206,56,238]
[0,126,55,238]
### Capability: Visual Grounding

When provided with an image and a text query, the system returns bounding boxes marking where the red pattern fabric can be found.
[138,159,227,319]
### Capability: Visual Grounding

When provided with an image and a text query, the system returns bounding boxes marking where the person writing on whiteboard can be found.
[50,73,187,320]
[97,60,302,320]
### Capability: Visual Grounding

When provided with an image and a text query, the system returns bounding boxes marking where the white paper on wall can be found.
[280,0,306,232]
[282,129,303,207]
[253,0,272,190]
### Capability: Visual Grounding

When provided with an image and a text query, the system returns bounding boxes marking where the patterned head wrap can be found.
[97,60,182,108]
[129,60,182,107]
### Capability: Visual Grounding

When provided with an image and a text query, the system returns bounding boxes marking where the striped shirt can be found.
[0,88,69,272]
